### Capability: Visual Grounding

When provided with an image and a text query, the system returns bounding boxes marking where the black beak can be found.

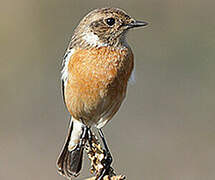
[127,20,148,29]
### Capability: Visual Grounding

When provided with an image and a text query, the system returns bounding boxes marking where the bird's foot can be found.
[97,149,113,180]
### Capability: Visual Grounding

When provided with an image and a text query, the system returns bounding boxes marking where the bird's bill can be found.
[127,20,148,29]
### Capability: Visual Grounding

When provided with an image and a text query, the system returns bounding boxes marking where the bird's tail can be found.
[57,117,85,178]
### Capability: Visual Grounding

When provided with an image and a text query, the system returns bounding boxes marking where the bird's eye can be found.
[106,18,115,26]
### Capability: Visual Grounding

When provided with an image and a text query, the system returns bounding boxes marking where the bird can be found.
[57,7,148,179]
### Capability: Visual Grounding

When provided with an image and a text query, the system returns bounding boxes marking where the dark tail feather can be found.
[57,121,84,178]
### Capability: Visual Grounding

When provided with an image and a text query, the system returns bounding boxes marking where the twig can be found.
[86,175,126,180]
[85,133,126,180]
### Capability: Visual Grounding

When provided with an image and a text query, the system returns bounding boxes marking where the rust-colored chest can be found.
[65,46,133,124]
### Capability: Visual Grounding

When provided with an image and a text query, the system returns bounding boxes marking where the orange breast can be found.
[65,46,133,125]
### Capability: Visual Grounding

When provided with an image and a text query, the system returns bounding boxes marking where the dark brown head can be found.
[70,7,148,48]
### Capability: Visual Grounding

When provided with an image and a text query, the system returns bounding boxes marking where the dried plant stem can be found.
[86,175,126,180]
[85,133,126,180]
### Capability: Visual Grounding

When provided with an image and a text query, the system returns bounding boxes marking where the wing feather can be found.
[61,48,76,106]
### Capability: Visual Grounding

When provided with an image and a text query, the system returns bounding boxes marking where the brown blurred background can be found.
[1,0,215,179]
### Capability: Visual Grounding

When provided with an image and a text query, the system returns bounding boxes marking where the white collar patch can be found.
[83,32,107,47]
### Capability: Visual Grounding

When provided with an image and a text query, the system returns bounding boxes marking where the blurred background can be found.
[1,0,215,179]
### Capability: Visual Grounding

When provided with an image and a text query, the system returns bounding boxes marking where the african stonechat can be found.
[57,7,147,179]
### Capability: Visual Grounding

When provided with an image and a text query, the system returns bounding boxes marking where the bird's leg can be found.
[87,128,93,149]
[77,125,88,150]
[97,129,113,180]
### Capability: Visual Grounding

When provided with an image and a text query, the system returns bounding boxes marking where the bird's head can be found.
[70,7,148,48]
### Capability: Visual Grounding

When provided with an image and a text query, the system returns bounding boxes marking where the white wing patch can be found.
[61,48,75,87]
